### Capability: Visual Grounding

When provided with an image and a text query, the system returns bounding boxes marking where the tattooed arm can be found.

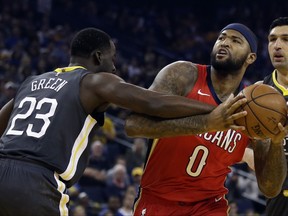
[250,124,287,198]
[125,61,247,138]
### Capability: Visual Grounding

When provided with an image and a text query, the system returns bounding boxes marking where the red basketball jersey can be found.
[139,64,250,203]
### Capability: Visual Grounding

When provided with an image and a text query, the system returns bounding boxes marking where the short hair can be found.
[70,28,112,58]
[269,17,288,33]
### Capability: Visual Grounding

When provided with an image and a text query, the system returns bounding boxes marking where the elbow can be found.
[259,180,283,198]
[260,187,281,199]
[258,165,287,198]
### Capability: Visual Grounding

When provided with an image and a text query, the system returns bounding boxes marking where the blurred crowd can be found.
[1,0,287,215]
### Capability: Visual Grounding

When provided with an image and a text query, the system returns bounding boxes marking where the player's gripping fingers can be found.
[229,124,246,131]
[229,110,247,121]
[271,122,287,144]
[227,94,247,114]
[278,122,288,137]
[222,93,234,107]
[226,111,247,131]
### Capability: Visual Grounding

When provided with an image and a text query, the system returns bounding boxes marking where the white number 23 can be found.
[6,97,58,138]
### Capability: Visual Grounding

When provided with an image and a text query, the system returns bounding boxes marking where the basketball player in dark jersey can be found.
[242,17,288,216]
[0,28,248,215]
[125,23,288,215]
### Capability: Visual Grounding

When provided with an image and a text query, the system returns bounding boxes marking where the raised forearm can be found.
[125,113,209,138]
[252,139,287,198]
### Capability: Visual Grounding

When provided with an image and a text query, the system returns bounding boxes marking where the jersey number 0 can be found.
[186,145,209,177]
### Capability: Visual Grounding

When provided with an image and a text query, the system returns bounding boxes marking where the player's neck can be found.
[69,57,91,69]
[211,69,244,101]
[275,69,288,88]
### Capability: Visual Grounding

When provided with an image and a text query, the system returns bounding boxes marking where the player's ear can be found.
[91,50,101,65]
[246,53,257,65]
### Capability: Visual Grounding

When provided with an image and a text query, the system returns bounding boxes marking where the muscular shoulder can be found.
[150,61,198,96]
[83,72,124,88]
[82,72,126,100]
[80,72,124,113]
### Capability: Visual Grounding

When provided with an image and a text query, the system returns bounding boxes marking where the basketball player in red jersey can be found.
[125,23,288,216]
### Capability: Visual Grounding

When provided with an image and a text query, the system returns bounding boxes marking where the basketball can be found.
[234,83,287,139]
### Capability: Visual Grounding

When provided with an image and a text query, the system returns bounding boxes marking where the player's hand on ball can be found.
[207,93,247,132]
[270,122,288,145]
[271,103,288,144]
[234,84,287,139]
[261,102,288,144]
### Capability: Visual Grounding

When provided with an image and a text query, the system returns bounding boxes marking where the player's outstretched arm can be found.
[124,60,247,138]
[0,99,14,136]
[251,125,287,198]
[85,68,216,119]
[125,93,247,138]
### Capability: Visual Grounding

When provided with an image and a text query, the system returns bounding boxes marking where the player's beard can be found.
[210,52,248,76]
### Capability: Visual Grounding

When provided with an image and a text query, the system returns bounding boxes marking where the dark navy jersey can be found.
[263,70,288,189]
[0,66,102,187]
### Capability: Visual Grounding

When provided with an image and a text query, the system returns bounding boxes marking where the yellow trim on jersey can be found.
[272,70,288,96]
[54,173,69,216]
[133,188,143,213]
[144,139,159,172]
[133,139,159,213]
[60,115,96,180]
[54,66,86,73]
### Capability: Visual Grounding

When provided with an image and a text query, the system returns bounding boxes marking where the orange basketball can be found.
[234,83,287,139]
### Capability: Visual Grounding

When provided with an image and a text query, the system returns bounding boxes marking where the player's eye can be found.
[233,39,241,44]
[218,36,224,41]
[269,37,276,42]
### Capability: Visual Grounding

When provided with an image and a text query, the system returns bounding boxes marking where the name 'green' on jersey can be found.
[0,66,98,187]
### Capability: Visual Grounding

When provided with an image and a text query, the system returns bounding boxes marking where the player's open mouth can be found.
[216,49,228,57]
[273,54,284,61]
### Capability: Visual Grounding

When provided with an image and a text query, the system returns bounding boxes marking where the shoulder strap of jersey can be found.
[263,70,274,85]
[185,64,208,98]
[265,70,288,96]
